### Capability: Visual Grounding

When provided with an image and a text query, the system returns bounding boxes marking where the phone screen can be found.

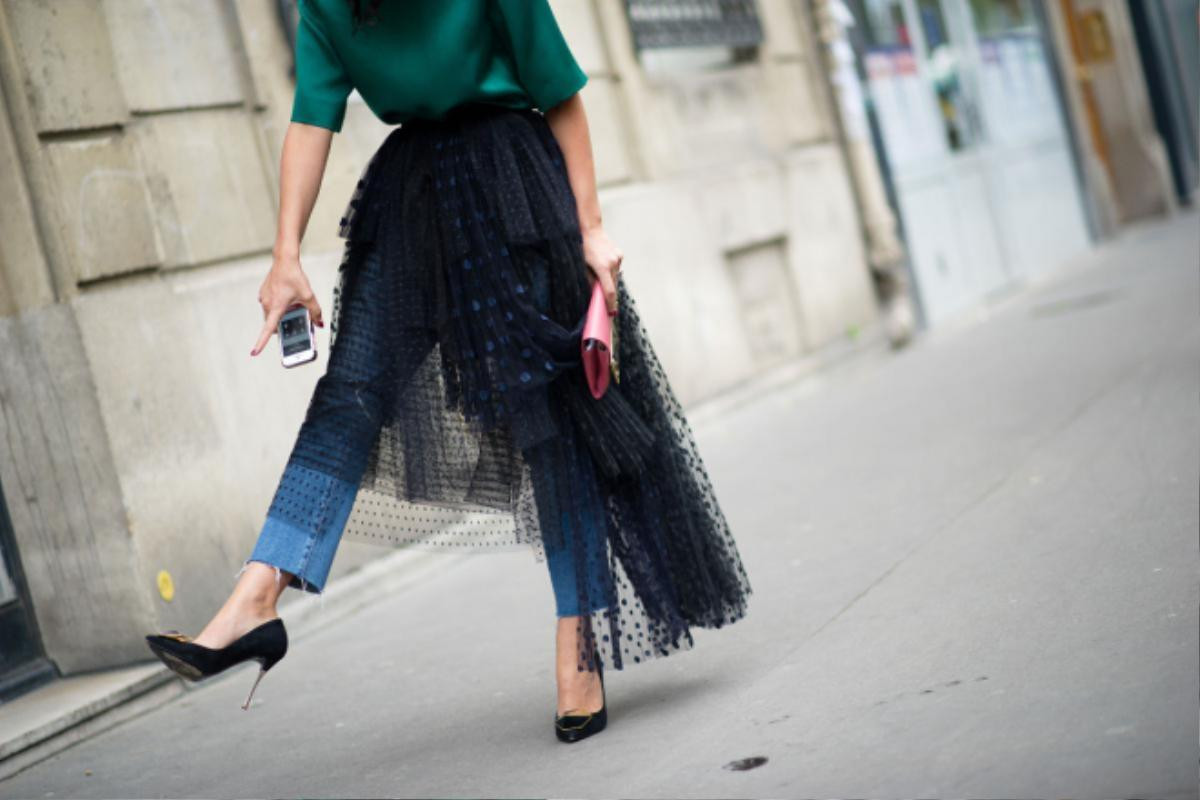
[280,311,311,356]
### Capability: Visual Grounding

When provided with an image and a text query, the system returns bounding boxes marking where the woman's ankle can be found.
[233,561,291,611]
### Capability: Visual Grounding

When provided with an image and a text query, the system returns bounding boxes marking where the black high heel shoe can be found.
[555,658,606,743]
[145,617,288,710]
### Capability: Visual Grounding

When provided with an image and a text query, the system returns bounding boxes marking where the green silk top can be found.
[290,0,590,132]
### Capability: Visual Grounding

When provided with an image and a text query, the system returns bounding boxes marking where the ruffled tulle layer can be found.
[313,103,751,671]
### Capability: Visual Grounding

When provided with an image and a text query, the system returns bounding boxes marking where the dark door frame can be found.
[0,475,57,703]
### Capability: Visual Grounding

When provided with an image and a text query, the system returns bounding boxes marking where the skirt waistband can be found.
[402,102,542,131]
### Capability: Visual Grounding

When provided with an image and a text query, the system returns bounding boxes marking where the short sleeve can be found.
[491,0,589,112]
[290,0,353,132]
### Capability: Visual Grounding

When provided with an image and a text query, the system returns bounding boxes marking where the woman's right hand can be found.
[581,224,623,316]
[250,253,325,357]
[252,121,335,357]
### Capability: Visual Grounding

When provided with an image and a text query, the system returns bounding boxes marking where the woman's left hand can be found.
[581,225,623,315]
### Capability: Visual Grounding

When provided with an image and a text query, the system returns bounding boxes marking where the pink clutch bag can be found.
[581,280,617,399]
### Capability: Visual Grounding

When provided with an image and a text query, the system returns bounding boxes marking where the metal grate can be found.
[624,0,764,49]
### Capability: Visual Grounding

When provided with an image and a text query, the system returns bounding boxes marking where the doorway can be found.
[0,477,56,703]
[850,0,1090,325]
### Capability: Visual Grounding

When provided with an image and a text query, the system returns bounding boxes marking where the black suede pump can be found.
[145,617,288,710]
[554,658,606,743]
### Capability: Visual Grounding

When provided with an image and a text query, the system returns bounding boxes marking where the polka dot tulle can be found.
[290,103,752,672]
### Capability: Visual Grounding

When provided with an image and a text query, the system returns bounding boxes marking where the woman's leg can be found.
[545,479,611,715]
[555,617,605,715]
[191,562,291,649]
[193,448,363,648]
[545,504,612,618]
[195,243,429,647]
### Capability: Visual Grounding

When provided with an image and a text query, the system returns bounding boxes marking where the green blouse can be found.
[290,0,590,132]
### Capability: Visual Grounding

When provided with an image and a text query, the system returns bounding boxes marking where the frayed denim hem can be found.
[239,463,360,607]
[232,557,318,594]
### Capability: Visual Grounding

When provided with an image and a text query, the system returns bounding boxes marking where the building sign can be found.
[624,0,763,49]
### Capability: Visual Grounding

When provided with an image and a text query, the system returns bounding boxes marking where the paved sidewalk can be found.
[2,212,1196,798]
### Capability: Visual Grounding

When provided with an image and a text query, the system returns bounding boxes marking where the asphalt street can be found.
[2,212,1197,799]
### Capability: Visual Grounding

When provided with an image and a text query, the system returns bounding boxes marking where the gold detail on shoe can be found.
[555,711,596,731]
[160,630,192,642]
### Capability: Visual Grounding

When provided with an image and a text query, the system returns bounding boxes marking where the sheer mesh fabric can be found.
[299,104,752,672]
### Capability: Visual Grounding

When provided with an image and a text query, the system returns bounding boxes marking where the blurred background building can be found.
[815,0,1197,326]
[0,0,1194,705]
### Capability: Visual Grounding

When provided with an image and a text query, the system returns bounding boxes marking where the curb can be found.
[0,546,467,783]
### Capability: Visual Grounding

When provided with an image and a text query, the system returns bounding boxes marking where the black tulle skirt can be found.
[317,102,751,671]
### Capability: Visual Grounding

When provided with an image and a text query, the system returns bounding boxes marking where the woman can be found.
[145,0,752,744]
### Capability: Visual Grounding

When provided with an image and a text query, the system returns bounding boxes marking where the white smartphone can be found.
[279,305,318,367]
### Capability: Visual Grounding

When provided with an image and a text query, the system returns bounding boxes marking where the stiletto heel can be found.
[145,617,288,710]
[242,665,268,710]
[555,658,606,743]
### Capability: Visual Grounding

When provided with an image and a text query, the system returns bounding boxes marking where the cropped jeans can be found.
[243,244,610,618]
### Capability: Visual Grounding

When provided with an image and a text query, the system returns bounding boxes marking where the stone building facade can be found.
[0,0,879,688]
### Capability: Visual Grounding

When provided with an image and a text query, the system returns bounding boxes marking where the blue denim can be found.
[246,463,358,596]
[243,244,611,617]
[247,460,610,617]
[543,503,612,617]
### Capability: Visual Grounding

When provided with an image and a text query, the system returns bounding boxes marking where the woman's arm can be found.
[544,93,623,315]
[250,121,334,357]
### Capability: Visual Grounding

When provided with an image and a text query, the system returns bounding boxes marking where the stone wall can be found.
[0,0,878,674]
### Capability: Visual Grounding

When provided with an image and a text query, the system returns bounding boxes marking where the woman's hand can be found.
[250,252,324,357]
[251,121,335,357]
[581,224,623,315]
